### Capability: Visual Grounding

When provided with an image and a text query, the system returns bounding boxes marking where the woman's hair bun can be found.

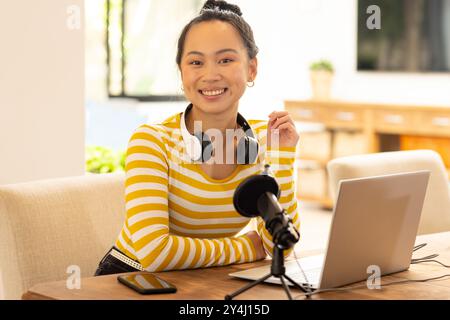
[201,0,243,16]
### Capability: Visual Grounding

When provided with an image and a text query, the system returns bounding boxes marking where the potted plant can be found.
[309,59,334,100]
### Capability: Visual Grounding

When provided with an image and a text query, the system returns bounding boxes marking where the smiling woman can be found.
[94,0,300,276]
[180,20,256,116]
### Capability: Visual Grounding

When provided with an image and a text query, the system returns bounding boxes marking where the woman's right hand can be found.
[245,231,267,260]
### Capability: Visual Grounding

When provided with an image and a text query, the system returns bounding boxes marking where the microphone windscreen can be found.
[233,174,280,217]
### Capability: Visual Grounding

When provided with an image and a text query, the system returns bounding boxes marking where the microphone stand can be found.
[225,246,311,300]
[226,164,312,300]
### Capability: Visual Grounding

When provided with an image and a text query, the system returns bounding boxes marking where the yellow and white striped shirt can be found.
[114,111,300,272]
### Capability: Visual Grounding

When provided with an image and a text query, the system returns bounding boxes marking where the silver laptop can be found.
[229,171,430,290]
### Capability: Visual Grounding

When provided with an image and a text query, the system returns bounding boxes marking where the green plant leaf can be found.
[310,59,334,72]
[85,145,126,174]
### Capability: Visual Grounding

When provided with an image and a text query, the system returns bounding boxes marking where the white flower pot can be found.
[310,70,333,100]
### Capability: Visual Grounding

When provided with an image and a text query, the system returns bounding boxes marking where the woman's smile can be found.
[199,88,228,101]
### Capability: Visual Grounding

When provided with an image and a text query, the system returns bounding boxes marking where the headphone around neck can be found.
[180,103,259,164]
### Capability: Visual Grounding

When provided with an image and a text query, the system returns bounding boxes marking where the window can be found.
[106,0,203,101]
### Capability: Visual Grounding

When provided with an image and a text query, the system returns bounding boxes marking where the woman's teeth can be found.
[201,89,226,96]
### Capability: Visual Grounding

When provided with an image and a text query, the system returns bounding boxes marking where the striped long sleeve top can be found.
[114,111,300,272]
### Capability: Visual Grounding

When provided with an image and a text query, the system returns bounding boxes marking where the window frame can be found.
[106,0,186,102]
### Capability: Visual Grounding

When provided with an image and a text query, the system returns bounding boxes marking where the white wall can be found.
[0,0,85,185]
[135,0,449,125]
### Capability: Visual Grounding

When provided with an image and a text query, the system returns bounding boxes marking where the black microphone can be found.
[233,164,300,250]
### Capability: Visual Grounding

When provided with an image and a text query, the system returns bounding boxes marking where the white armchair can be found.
[0,173,125,299]
[327,150,450,235]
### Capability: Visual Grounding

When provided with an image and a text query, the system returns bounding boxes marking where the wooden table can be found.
[23,232,450,300]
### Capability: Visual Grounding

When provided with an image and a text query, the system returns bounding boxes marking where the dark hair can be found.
[176,0,259,69]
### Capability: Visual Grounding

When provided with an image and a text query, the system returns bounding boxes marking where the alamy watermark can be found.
[66,5,81,30]
[366,5,381,30]
[367,265,381,290]
[66,265,81,290]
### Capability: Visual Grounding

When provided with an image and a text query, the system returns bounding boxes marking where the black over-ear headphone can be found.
[180,104,259,164]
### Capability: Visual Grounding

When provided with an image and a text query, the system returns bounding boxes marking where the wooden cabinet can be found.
[325,108,366,129]
[289,105,325,122]
[296,131,332,162]
[373,109,417,133]
[418,111,450,136]
[285,99,450,208]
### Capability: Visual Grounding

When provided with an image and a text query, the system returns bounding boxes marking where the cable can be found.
[412,259,450,268]
[292,250,313,295]
[294,273,450,299]
[411,254,440,262]
[290,242,450,299]
[411,242,436,261]
[413,243,427,252]
[410,242,449,267]
[410,243,446,264]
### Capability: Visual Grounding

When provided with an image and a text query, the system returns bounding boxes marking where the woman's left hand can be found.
[267,111,299,148]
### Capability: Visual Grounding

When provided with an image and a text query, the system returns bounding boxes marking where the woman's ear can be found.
[248,56,258,81]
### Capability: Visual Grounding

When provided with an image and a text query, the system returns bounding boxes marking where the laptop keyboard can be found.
[285,268,322,285]
[265,263,322,286]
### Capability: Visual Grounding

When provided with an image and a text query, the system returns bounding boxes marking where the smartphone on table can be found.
[117,272,177,294]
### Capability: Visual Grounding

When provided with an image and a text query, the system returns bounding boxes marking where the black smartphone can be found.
[117,272,177,294]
